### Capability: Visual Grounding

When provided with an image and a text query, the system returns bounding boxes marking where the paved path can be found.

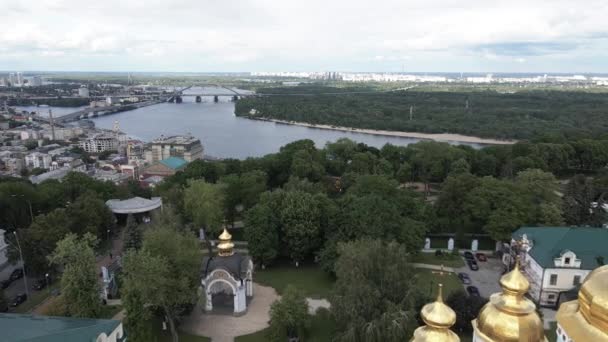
[180,283,278,342]
[541,308,557,329]
[410,263,456,272]
[454,258,503,298]
[306,298,330,314]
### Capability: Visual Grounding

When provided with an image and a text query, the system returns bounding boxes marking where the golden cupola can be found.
[556,265,608,341]
[217,228,234,257]
[411,284,460,342]
[472,259,547,342]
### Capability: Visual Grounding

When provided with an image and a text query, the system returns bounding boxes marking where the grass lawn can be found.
[98,305,123,319]
[146,318,211,342]
[413,269,464,299]
[255,264,334,299]
[13,286,60,314]
[411,252,465,268]
[545,322,557,342]
[235,309,335,342]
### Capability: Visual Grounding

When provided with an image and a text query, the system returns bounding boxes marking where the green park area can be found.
[411,252,465,268]
[255,263,334,299]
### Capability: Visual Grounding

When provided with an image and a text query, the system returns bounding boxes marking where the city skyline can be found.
[1,0,608,73]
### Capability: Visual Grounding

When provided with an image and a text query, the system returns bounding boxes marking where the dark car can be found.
[10,293,27,307]
[476,253,487,262]
[467,259,479,271]
[466,286,480,296]
[33,277,51,291]
[0,279,11,289]
[9,269,24,281]
[458,272,471,284]
[464,251,475,260]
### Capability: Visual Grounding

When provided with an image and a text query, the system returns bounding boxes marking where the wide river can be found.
[21,87,483,159]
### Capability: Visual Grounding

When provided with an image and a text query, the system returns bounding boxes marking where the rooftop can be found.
[513,226,608,269]
[0,313,123,342]
[151,134,199,145]
[106,196,162,214]
[159,156,188,170]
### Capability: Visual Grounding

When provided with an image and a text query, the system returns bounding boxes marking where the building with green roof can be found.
[510,226,608,307]
[143,156,188,177]
[0,313,125,341]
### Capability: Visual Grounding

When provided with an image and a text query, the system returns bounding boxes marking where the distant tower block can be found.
[113,120,120,133]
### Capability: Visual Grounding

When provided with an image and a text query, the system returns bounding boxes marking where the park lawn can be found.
[411,253,465,268]
[14,286,60,314]
[413,269,464,299]
[146,318,211,342]
[98,305,123,319]
[235,309,335,342]
[255,264,334,299]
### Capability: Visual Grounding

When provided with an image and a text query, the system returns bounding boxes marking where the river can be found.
[21,87,484,159]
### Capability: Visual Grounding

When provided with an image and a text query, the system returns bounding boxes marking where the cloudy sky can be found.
[1,0,607,72]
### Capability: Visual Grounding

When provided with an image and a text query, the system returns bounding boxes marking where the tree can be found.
[244,198,280,267]
[66,191,115,239]
[563,174,598,226]
[331,239,419,342]
[445,290,488,335]
[48,233,101,318]
[183,179,225,235]
[280,191,324,263]
[450,158,471,175]
[268,285,311,341]
[123,214,142,251]
[13,209,71,275]
[122,224,200,342]
[0,289,7,311]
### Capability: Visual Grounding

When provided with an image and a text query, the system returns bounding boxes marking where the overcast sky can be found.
[1,0,607,73]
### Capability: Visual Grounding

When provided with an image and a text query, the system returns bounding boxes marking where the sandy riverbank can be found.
[253,118,517,145]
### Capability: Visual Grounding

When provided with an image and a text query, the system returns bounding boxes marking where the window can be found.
[548,294,556,300]
[550,274,558,285]
[565,257,571,265]
[573,275,581,286]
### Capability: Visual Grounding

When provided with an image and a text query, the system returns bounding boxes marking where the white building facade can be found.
[25,152,52,169]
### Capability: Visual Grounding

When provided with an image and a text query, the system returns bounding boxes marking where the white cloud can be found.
[0,0,607,71]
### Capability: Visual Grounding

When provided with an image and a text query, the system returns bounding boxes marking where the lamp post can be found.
[45,273,50,296]
[13,231,30,299]
[10,194,33,224]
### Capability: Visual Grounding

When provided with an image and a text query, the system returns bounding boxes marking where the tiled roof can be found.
[159,157,187,170]
[0,313,123,342]
[513,226,608,269]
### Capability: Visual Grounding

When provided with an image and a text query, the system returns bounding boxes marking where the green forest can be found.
[235,85,608,140]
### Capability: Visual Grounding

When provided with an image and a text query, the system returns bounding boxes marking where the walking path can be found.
[180,283,278,342]
[410,263,455,272]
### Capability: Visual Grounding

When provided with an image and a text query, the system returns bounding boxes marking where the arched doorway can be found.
[207,278,237,314]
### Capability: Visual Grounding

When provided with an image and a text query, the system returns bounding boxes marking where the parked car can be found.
[464,251,475,260]
[9,269,24,281]
[458,272,471,285]
[33,277,52,291]
[10,293,27,307]
[467,259,479,271]
[476,253,487,262]
[0,279,11,289]
[467,286,480,296]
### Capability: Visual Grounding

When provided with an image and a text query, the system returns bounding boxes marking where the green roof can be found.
[512,226,608,269]
[159,157,188,170]
[0,313,123,342]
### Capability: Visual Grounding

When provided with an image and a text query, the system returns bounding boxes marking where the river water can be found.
[21,87,483,159]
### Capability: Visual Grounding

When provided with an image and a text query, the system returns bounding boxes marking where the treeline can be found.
[235,85,608,140]
[155,137,608,271]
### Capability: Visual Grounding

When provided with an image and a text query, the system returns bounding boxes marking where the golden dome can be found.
[217,228,234,257]
[411,284,460,342]
[472,259,547,342]
[556,265,608,341]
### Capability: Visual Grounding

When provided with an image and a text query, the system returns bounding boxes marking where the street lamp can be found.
[12,231,30,299]
[10,194,33,224]
[45,273,50,296]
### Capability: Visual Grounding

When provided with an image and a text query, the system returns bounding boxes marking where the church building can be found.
[201,228,254,316]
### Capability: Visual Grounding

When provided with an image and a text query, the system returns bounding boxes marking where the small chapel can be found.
[201,228,254,316]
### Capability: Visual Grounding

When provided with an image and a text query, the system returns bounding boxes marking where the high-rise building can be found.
[30,76,43,86]
[8,73,16,86]
[16,72,23,85]
[144,134,204,163]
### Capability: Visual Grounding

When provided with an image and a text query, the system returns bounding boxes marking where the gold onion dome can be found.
[472,258,547,342]
[556,265,608,341]
[411,284,460,342]
[217,228,234,257]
